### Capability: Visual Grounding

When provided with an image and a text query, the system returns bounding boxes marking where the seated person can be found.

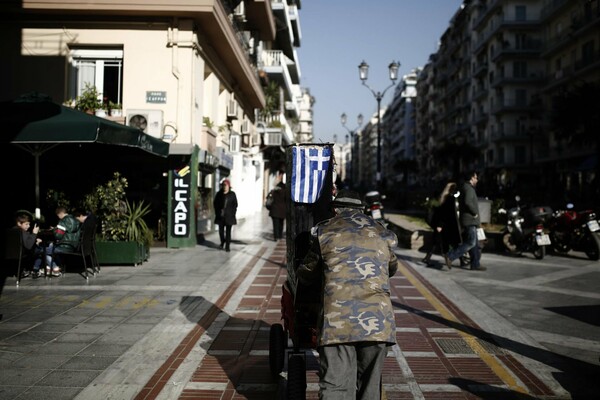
[12,212,44,278]
[73,208,97,231]
[44,206,81,276]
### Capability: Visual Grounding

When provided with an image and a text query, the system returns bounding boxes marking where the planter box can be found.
[96,241,147,266]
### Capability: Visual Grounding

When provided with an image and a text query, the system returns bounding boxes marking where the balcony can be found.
[491,98,540,115]
[260,49,300,105]
[490,73,546,88]
[491,40,543,62]
[271,0,297,59]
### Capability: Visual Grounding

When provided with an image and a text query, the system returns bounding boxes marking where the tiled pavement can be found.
[160,243,562,400]
[0,210,569,399]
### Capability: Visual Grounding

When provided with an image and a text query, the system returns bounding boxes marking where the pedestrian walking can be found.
[296,189,398,399]
[214,179,238,252]
[422,182,461,268]
[444,171,486,271]
[267,180,287,241]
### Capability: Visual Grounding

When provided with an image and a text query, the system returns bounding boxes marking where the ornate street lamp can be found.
[358,60,400,192]
[341,112,363,189]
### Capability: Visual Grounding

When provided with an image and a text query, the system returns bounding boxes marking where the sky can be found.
[297,0,464,144]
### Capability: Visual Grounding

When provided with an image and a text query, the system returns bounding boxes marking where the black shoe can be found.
[471,266,487,271]
[225,247,230,252]
[219,243,224,250]
[443,255,453,270]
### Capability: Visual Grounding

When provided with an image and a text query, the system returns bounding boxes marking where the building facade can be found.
[356,0,599,208]
[1,0,313,247]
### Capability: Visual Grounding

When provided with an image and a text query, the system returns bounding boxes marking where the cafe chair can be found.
[2,228,26,286]
[53,220,99,280]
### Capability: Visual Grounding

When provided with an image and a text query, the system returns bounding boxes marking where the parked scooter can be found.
[499,196,552,259]
[548,203,600,261]
[364,190,386,225]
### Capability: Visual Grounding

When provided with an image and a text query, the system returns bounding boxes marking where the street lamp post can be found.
[358,60,400,192]
[341,112,363,190]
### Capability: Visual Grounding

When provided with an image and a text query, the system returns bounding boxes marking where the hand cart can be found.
[268,143,335,400]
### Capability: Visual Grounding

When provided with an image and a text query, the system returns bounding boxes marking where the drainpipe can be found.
[167,23,203,144]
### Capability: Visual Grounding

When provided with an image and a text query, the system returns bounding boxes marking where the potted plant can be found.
[109,101,122,117]
[75,83,103,114]
[83,172,153,265]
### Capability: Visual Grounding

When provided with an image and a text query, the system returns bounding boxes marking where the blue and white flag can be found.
[291,145,332,203]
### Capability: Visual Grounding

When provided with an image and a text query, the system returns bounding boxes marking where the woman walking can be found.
[422,182,461,268]
[214,179,238,252]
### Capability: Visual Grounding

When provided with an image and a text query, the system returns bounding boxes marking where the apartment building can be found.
[1,0,311,247]
[382,69,419,188]
[410,0,599,206]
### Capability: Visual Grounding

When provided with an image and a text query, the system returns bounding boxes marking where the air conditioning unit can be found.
[230,132,241,153]
[127,109,164,138]
[233,2,245,19]
[227,100,238,119]
[251,133,261,146]
[264,132,282,146]
[241,119,250,134]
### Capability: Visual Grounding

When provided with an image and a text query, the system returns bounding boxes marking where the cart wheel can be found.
[269,323,286,375]
[286,353,306,400]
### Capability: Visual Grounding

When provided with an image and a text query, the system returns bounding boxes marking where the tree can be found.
[433,139,480,180]
[551,81,600,200]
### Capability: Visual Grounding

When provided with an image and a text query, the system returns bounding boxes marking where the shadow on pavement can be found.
[177,295,282,398]
[392,300,600,399]
[449,377,541,399]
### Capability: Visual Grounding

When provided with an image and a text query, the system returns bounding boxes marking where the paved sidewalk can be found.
[0,210,571,399]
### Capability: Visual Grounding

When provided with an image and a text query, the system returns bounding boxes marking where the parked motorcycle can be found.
[548,203,600,261]
[364,190,386,225]
[499,196,552,259]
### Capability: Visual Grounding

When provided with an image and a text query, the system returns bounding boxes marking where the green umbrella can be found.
[1,93,170,207]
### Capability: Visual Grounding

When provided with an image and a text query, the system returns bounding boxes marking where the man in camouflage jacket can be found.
[297,189,398,399]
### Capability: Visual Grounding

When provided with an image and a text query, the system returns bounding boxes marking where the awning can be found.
[4,97,169,157]
[1,93,170,207]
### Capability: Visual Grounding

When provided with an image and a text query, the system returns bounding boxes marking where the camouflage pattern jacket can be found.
[297,209,399,346]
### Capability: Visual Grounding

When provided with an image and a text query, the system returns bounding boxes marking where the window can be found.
[515,89,527,107]
[513,61,528,78]
[515,5,526,21]
[582,41,594,64]
[68,48,123,106]
[515,145,526,164]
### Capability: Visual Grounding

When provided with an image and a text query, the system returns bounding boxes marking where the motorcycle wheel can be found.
[550,232,570,253]
[583,232,600,261]
[532,243,545,260]
[502,233,520,254]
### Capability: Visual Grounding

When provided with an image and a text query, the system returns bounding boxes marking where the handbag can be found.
[476,227,486,241]
[265,191,274,210]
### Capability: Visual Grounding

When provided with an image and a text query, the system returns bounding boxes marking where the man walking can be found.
[445,171,486,271]
[296,189,398,399]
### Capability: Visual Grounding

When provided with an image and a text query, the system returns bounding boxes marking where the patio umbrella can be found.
[1,93,170,208]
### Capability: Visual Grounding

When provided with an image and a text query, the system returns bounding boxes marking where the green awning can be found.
[1,93,170,207]
[5,98,169,157]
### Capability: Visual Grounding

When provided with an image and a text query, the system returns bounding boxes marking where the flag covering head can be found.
[291,145,332,203]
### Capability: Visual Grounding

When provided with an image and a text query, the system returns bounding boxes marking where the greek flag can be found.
[291,146,331,203]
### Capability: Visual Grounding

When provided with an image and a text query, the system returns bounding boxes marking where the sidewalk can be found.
[0,210,570,399]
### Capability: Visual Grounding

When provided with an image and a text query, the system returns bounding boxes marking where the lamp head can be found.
[341,112,347,126]
[357,113,364,126]
[358,60,369,81]
[388,61,400,81]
